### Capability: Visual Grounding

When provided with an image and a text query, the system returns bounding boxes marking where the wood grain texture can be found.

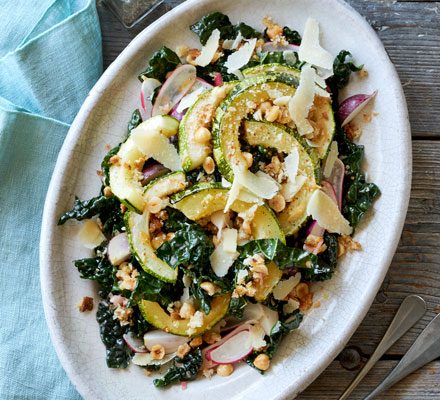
[98,0,440,397]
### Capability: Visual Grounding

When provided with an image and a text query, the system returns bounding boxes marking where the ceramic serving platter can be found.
[40,0,411,398]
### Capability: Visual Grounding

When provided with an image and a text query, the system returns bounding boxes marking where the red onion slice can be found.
[327,158,345,210]
[213,72,223,87]
[152,64,197,116]
[338,91,377,127]
[141,163,169,185]
[123,332,148,353]
[140,78,161,120]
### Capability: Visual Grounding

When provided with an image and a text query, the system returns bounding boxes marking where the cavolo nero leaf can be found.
[190,12,261,45]
[96,301,132,368]
[328,50,363,90]
[74,255,116,298]
[282,27,302,45]
[336,129,380,228]
[246,311,303,372]
[154,348,202,388]
[138,46,181,82]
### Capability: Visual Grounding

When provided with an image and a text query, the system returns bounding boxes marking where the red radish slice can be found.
[327,158,345,210]
[123,332,148,353]
[207,330,253,365]
[152,64,197,116]
[306,220,324,237]
[140,78,161,120]
[213,73,223,86]
[170,103,185,121]
[108,232,131,266]
[172,78,213,117]
[203,323,253,367]
[261,42,300,53]
[195,77,214,90]
[338,91,377,127]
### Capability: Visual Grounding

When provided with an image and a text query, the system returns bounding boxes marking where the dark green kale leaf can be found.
[96,301,132,368]
[156,222,214,270]
[74,255,115,297]
[129,268,177,307]
[239,141,278,173]
[101,145,120,186]
[138,46,181,82]
[58,195,123,237]
[228,296,247,319]
[246,311,303,371]
[154,348,202,388]
[282,27,302,45]
[190,12,261,45]
[336,129,380,228]
[301,233,339,282]
[128,109,142,134]
[195,53,237,83]
[131,307,151,337]
[328,50,363,90]
[185,166,222,185]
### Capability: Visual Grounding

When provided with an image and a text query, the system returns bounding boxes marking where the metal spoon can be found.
[338,295,426,400]
[364,312,440,399]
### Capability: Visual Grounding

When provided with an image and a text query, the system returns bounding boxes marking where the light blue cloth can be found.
[0,0,102,398]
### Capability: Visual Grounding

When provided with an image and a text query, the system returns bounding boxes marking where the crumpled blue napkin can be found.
[0,0,102,398]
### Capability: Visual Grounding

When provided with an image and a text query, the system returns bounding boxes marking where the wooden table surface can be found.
[97,0,440,398]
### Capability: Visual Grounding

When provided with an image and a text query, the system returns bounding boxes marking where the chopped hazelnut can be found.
[268,194,286,213]
[242,152,254,169]
[265,105,281,122]
[216,364,234,377]
[186,48,201,65]
[295,283,309,300]
[203,156,215,174]
[194,127,212,144]
[253,354,270,371]
[103,186,113,197]
[200,281,220,296]
[151,233,167,250]
[203,331,221,345]
[120,203,127,213]
[176,343,191,358]
[202,368,215,379]
[189,336,203,347]
[259,101,272,114]
[179,302,196,319]
[146,196,164,214]
[109,155,121,166]
[176,45,189,57]
[78,296,94,312]
[150,344,165,360]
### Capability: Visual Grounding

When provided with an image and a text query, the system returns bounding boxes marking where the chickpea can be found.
[253,354,270,371]
[216,364,234,377]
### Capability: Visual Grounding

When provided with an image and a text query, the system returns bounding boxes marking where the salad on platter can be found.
[59,12,380,389]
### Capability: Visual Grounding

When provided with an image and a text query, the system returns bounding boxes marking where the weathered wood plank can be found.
[97,0,440,138]
[344,141,440,356]
[298,360,440,399]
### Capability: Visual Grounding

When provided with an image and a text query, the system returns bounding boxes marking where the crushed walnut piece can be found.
[202,368,215,379]
[189,336,203,348]
[78,296,94,312]
[203,330,221,345]
[338,235,362,258]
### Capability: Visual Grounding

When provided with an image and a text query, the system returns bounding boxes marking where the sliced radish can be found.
[327,158,345,210]
[261,42,300,53]
[123,332,148,353]
[170,102,185,121]
[338,91,377,127]
[207,330,252,364]
[107,232,131,266]
[140,78,161,120]
[152,64,197,116]
[213,72,223,86]
[143,330,189,354]
[323,141,339,179]
[306,220,325,237]
[176,87,206,114]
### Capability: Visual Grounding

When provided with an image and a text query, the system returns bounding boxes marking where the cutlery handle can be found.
[338,295,426,400]
[364,313,440,400]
